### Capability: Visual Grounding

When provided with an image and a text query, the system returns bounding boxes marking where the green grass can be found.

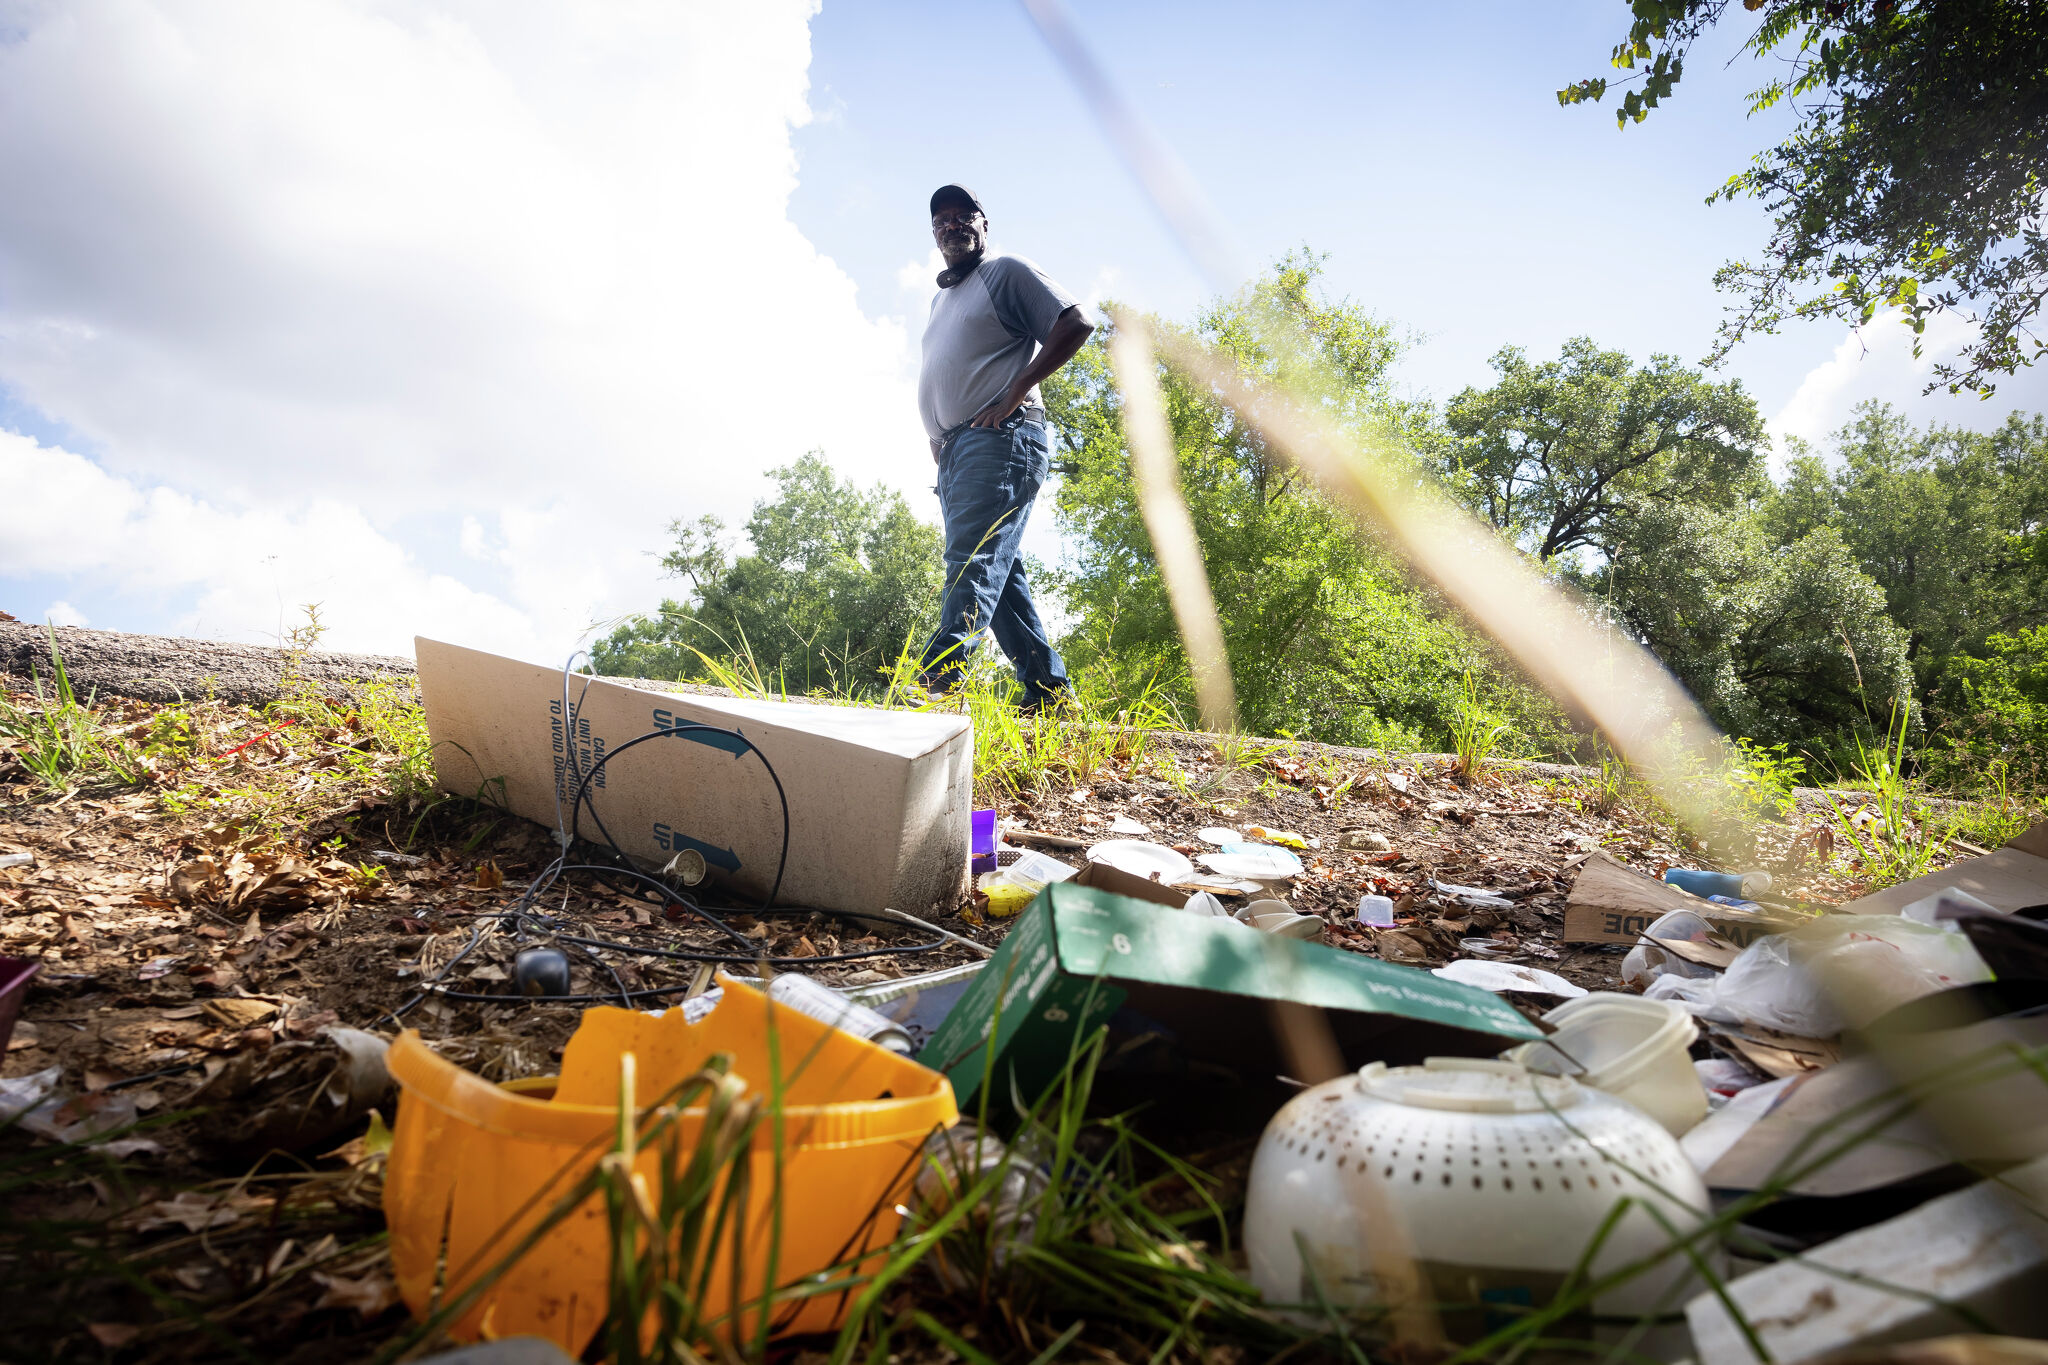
[0,622,142,795]
[357,998,2048,1364]
[1448,670,1510,783]
[687,632,1183,808]
[1823,705,1956,888]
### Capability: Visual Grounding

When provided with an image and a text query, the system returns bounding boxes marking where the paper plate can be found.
[1085,840,1194,884]
[1432,959,1586,998]
[1199,846,1304,880]
[1245,912,1325,940]
[1197,827,1242,846]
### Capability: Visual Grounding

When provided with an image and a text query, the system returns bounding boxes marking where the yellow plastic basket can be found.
[383,976,958,1351]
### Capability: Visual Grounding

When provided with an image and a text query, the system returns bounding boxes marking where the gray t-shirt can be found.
[918,254,1078,440]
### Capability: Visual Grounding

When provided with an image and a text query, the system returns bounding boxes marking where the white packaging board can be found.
[1839,820,2048,916]
[415,638,974,916]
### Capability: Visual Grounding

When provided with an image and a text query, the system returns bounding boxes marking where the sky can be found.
[2,0,2041,663]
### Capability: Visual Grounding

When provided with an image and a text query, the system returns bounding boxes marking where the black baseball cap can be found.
[929,184,985,218]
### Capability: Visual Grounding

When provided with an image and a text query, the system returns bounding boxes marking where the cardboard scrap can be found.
[1647,931,1742,971]
[1710,1024,1840,1080]
[1562,851,1793,947]
[1070,859,1187,910]
[1840,820,2048,918]
[920,881,1543,1110]
[415,638,973,916]
[1687,1155,2048,1365]
[1703,1013,2048,1196]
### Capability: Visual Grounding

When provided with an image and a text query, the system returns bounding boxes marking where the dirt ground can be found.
[0,649,1929,1363]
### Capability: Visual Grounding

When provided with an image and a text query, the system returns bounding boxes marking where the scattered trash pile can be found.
[347,802,2048,1362]
[7,637,2048,1362]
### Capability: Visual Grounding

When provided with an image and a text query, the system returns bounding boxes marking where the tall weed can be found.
[1448,670,1509,781]
[1825,704,1948,887]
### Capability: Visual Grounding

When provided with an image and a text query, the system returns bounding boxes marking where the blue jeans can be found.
[920,416,1070,702]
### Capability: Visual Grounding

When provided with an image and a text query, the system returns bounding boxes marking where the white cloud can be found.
[44,600,88,628]
[0,0,929,659]
[898,249,947,308]
[1,430,557,657]
[1766,308,2045,469]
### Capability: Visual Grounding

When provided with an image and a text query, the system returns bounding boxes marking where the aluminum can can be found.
[767,973,914,1054]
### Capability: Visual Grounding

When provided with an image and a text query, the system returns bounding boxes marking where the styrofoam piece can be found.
[1432,959,1586,998]
[1679,1075,1794,1174]
[1686,1155,2048,1365]
[1181,891,1235,919]
[1235,899,1324,939]
[1086,840,1193,884]
[1108,814,1149,835]
[1510,993,1708,1137]
[1196,827,1241,846]
[415,638,972,915]
[1199,846,1303,879]
[1247,1058,1713,1334]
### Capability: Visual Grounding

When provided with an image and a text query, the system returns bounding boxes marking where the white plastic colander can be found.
[1244,1057,1713,1338]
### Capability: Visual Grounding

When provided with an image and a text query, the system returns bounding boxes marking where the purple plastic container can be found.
[0,957,40,1056]
[971,809,998,875]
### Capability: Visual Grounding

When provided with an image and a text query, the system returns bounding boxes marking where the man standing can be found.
[917,183,1095,710]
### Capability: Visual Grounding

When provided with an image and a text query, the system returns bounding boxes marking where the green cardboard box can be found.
[919,882,1546,1113]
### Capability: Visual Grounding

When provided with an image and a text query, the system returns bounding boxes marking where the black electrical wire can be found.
[566,721,790,910]
[383,653,946,1023]
[433,982,717,1005]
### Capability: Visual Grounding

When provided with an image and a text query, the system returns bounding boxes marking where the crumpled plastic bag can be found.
[1645,914,1992,1036]
[0,1065,159,1156]
[1621,908,1727,990]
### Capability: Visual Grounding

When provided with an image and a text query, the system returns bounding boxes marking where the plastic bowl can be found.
[384,976,957,1352]
[1510,993,1706,1136]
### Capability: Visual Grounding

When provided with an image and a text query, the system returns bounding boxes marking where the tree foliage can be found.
[1602,503,1915,744]
[1438,337,1766,563]
[593,453,940,694]
[1044,253,1565,750]
[1932,626,2048,784]
[1564,0,2048,395]
[1763,403,2048,684]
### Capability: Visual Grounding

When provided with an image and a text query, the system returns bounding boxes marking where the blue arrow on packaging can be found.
[677,725,749,759]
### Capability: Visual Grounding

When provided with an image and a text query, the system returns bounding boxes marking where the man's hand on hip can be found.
[967,387,1028,429]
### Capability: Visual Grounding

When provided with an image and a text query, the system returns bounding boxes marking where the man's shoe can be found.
[1018,688,1072,718]
[904,677,960,707]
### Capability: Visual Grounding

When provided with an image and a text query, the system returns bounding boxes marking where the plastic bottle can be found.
[913,1122,1049,1290]
[767,973,914,1054]
[1662,867,1772,900]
